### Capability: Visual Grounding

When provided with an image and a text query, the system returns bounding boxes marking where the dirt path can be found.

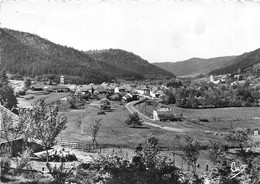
[125,101,186,132]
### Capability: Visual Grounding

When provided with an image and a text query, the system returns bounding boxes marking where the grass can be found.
[135,102,260,131]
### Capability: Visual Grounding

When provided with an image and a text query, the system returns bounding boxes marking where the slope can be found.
[209,48,260,75]
[86,49,175,79]
[153,56,237,77]
[0,28,174,84]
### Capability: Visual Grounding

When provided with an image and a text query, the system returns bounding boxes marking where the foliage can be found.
[89,119,102,150]
[67,93,85,109]
[100,98,111,111]
[163,88,176,104]
[210,48,260,75]
[0,71,17,110]
[125,112,143,128]
[46,162,75,184]
[24,78,32,89]
[1,28,173,84]
[109,93,122,101]
[90,136,183,184]
[0,156,11,178]
[166,80,183,88]
[14,148,33,175]
[181,136,201,173]
[18,99,67,162]
[208,141,224,165]
[176,81,258,108]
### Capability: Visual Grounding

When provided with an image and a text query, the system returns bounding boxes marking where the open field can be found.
[136,102,260,131]
[12,91,260,176]
[17,92,70,108]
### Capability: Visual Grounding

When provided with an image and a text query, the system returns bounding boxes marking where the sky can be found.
[1,0,260,63]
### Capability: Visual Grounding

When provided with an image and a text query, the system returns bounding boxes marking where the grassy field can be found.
[136,102,260,131]
[13,91,260,176]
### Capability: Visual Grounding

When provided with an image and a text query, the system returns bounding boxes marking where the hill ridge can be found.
[0,28,174,84]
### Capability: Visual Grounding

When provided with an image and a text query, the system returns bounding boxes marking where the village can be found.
[1,0,260,181]
[1,70,260,183]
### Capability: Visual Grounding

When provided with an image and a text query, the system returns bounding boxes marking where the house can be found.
[0,105,43,155]
[122,93,133,103]
[46,85,70,93]
[77,85,94,94]
[151,89,164,98]
[153,104,177,121]
[114,86,125,93]
[135,85,150,96]
[95,85,107,94]
[31,85,44,91]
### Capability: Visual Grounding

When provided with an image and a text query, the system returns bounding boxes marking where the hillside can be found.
[153,56,237,77]
[209,48,260,75]
[86,49,175,79]
[0,28,174,84]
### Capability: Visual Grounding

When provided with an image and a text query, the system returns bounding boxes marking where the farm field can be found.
[11,90,260,177]
[136,102,260,132]
[15,90,260,148]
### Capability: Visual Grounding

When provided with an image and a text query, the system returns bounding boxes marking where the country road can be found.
[125,101,186,132]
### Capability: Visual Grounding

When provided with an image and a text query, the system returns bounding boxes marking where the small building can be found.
[95,85,107,94]
[153,104,177,121]
[31,85,44,91]
[135,85,150,96]
[254,130,259,136]
[122,93,133,103]
[60,75,65,85]
[46,85,70,93]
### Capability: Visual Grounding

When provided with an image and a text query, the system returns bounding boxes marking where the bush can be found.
[24,96,35,100]
[109,93,122,101]
[0,156,11,177]
[125,112,143,128]
[15,148,33,175]
[90,136,183,184]
[18,89,27,96]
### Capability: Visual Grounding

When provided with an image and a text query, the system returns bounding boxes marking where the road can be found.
[125,101,186,132]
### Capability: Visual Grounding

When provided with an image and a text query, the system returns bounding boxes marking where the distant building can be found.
[46,85,70,93]
[60,75,64,85]
[153,104,177,121]
[254,130,259,136]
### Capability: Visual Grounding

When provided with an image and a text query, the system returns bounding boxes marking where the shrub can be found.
[24,96,35,100]
[15,148,33,175]
[125,112,143,128]
[0,156,11,177]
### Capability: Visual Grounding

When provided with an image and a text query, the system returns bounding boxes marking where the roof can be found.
[154,103,170,111]
[78,85,93,91]
[0,105,20,142]
[48,85,69,89]
[31,84,45,89]
[136,85,149,90]
[95,85,107,92]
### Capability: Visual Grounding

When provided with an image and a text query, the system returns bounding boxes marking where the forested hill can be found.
[153,56,237,77]
[209,48,260,75]
[0,28,174,84]
[86,49,175,79]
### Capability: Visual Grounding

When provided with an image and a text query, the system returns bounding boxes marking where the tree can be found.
[0,72,17,110]
[19,99,67,163]
[208,141,223,165]
[0,107,18,154]
[125,112,143,128]
[100,98,111,111]
[24,78,31,89]
[89,119,102,150]
[91,136,183,184]
[181,136,201,173]
[225,128,252,164]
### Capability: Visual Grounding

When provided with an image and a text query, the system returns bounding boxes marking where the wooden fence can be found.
[57,138,182,153]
